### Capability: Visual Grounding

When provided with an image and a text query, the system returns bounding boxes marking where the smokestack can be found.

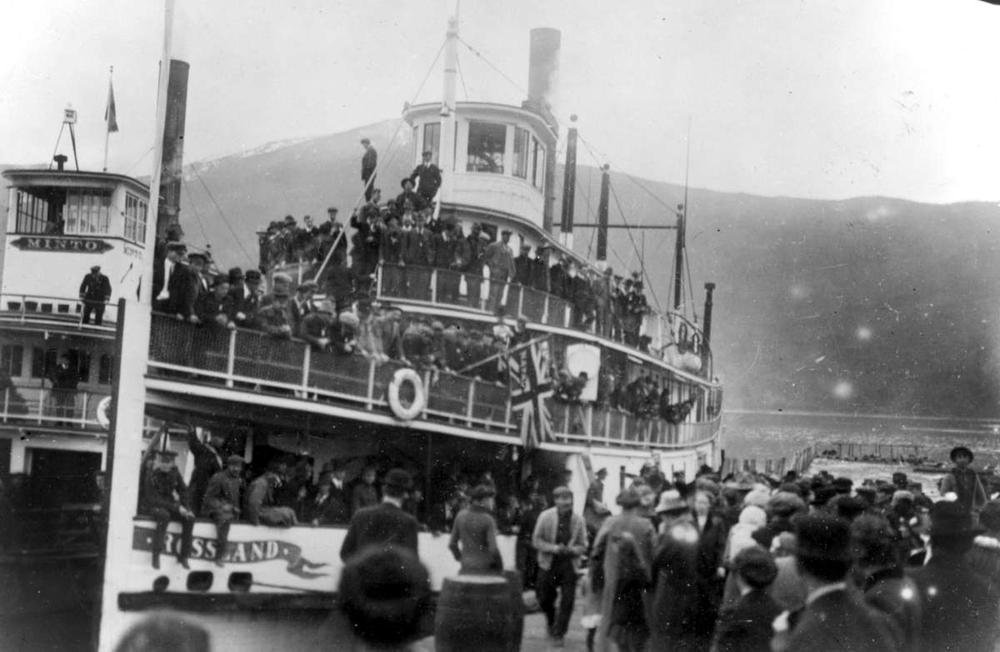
[526,28,560,129]
[702,282,716,372]
[596,165,610,261]
[156,59,189,240]
[559,115,579,243]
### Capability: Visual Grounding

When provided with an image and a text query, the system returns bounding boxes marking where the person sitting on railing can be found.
[196,276,237,329]
[79,264,112,325]
[465,223,488,308]
[402,317,434,368]
[254,272,294,339]
[484,230,516,312]
[142,447,195,569]
[289,280,317,334]
[514,244,533,287]
[245,459,298,527]
[202,454,245,567]
[299,299,334,351]
[358,302,388,363]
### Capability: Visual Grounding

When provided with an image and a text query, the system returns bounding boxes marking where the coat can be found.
[785,586,901,652]
[940,466,988,514]
[187,430,224,516]
[202,470,243,519]
[910,551,1000,652]
[449,504,502,573]
[649,521,709,652]
[401,228,434,266]
[79,272,111,303]
[483,241,515,281]
[340,501,419,561]
[165,262,200,318]
[361,146,377,180]
[141,467,189,514]
[410,162,442,200]
[306,484,350,525]
[593,511,655,651]
[711,589,781,652]
[861,567,923,652]
[531,506,588,571]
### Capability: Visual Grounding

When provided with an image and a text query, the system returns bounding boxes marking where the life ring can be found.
[96,396,113,429]
[388,368,426,421]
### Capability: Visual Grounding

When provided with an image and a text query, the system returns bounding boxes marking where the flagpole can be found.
[103,66,113,172]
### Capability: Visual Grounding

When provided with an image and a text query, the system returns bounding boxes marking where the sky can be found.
[2,0,1000,203]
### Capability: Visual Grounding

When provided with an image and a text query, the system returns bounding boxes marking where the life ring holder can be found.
[388,368,426,421]
[96,396,113,429]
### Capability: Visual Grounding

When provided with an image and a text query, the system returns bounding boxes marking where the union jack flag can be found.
[507,338,554,449]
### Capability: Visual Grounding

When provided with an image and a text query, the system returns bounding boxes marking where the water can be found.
[721,410,1000,466]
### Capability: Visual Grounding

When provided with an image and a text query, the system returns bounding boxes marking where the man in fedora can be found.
[340,468,419,561]
[360,138,377,201]
[448,483,502,574]
[911,501,1000,652]
[79,264,111,325]
[941,445,988,516]
[780,513,900,651]
[202,454,245,567]
[396,177,426,214]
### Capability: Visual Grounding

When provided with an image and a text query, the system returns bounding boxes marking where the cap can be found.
[187,251,208,262]
[832,477,853,494]
[616,487,642,509]
[297,280,318,293]
[811,485,838,507]
[500,229,512,236]
[228,267,244,281]
[283,215,296,224]
[245,269,262,281]
[226,455,245,466]
[795,513,852,562]
[733,546,778,589]
[360,137,371,145]
[313,299,335,315]
[596,467,607,477]
[384,468,413,491]
[339,311,360,328]
[400,177,414,188]
[210,275,229,288]
[470,484,496,501]
[272,272,293,285]
[950,446,974,462]
[90,265,101,272]
[166,241,187,252]
[768,492,806,518]
[422,149,433,156]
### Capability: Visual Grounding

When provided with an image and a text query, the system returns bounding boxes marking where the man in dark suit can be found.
[165,247,201,322]
[910,501,1000,652]
[340,468,419,561]
[202,455,245,567]
[401,213,434,300]
[712,546,782,652]
[409,150,442,206]
[186,426,226,517]
[360,138,377,201]
[780,513,900,652]
[79,265,112,325]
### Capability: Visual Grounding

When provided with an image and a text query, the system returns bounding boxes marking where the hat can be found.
[596,468,607,478]
[166,241,187,252]
[552,486,573,500]
[930,500,985,538]
[832,477,853,494]
[360,137,371,145]
[950,446,974,462]
[400,177,414,188]
[384,468,413,491]
[768,492,806,518]
[327,206,339,214]
[338,311,360,328]
[210,275,229,288]
[90,265,101,272]
[795,513,852,562]
[470,484,496,501]
[272,272,293,285]
[891,471,908,487]
[155,449,178,459]
[187,251,208,262]
[733,546,778,589]
[422,149,433,156]
[655,489,688,514]
[616,487,642,509]
[811,485,838,508]
[245,269,262,281]
[228,267,244,282]
[890,490,914,505]
[283,215,296,224]
[831,495,867,522]
[226,455,245,466]
[500,229,512,236]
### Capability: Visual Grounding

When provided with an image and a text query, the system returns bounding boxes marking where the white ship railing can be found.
[0,293,118,329]
[0,384,110,431]
[147,315,721,451]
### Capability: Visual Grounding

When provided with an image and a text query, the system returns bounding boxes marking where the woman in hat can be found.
[649,490,705,651]
[590,488,655,651]
[940,446,988,516]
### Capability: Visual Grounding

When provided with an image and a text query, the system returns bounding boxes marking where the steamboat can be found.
[0,8,722,650]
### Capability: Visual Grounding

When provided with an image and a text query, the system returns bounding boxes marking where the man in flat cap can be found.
[360,138,377,201]
[340,468,419,561]
[141,447,195,569]
[79,264,111,325]
[484,229,516,311]
[202,454,245,566]
[409,149,442,207]
[254,272,294,338]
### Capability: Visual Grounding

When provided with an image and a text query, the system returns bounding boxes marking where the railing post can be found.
[422,371,432,419]
[504,396,512,432]
[584,404,592,438]
[301,344,311,397]
[620,411,627,441]
[226,329,237,388]
[38,388,45,424]
[80,392,89,429]
[603,409,610,442]
[430,269,437,303]
[365,358,376,410]
[375,264,383,298]
[516,286,524,317]
[562,403,570,433]
[564,304,571,328]
[541,294,549,325]
[466,381,475,427]
[2,387,7,422]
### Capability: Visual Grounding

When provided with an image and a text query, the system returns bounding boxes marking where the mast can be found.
[673,129,691,312]
[559,115,578,248]
[437,14,459,207]
[596,164,610,261]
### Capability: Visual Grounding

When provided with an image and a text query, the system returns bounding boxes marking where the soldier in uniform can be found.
[79,265,112,325]
[141,448,195,569]
[203,455,246,567]
[484,230,516,312]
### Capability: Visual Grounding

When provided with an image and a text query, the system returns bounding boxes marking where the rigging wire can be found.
[457,37,529,98]
[126,145,155,176]
[456,50,470,101]
[189,165,255,266]
[179,178,211,247]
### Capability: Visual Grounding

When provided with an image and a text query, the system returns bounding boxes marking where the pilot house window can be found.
[466,121,506,173]
[124,193,148,243]
[14,190,57,234]
[423,122,441,164]
[513,127,530,179]
[65,191,111,235]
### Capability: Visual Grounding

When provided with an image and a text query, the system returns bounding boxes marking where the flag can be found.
[507,338,554,450]
[105,78,119,133]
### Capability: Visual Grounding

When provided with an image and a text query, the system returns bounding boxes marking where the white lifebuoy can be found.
[96,396,112,429]
[388,368,426,421]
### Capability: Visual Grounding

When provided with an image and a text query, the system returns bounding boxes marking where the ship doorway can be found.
[27,448,102,508]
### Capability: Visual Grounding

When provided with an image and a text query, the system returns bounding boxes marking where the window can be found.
[422,122,441,164]
[513,127,530,179]
[65,190,111,235]
[31,347,57,379]
[1,345,23,377]
[98,354,114,385]
[124,193,148,243]
[14,190,60,234]
[68,350,91,383]
[531,137,546,190]
[466,121,506,173]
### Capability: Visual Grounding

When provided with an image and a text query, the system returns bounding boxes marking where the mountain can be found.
[6,121,1000,417]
